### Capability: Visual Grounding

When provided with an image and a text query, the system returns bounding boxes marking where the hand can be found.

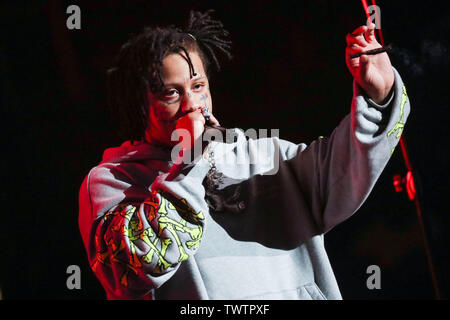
[175,108,206,151]
[203,110,221,127]
[346,22,394,104]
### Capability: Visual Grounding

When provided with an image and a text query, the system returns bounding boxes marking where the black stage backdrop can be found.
[1,0,449,300]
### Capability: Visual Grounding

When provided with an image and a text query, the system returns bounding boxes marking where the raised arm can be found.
[271,23,410,233]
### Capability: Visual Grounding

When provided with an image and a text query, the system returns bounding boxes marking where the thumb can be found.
[208,113,221,126]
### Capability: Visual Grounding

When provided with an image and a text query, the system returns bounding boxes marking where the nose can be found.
[181,91,200,113]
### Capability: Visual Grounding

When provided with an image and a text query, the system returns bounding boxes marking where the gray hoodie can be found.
[78,68,410,300]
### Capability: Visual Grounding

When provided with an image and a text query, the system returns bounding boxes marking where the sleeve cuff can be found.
[364,87,395,110]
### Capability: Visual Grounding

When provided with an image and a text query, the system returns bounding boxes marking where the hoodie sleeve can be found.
[78,150,211,299]
[276,67,410,233]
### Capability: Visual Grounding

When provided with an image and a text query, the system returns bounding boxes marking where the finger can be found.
[194,107,203,116]
[346,33,369,47]
[365,22,376,43]
[346,44,365,57]
[196,108,206,123]
[178,108,205,127]
[187,108,205,124]
[194,106,207,121]
[208,113,220,126]
[350,25,368,37]
[200,105,210,120]
[345,47,364,69]
[346,52,360,70]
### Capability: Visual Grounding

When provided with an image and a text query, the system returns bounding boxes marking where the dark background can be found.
[1,0,449,299]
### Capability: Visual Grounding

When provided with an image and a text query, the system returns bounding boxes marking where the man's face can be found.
[145,50,212,147]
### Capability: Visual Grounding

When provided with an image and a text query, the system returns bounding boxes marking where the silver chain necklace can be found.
[204,144,224,190]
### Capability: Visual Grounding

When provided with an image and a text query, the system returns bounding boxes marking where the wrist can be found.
[369,85,392,104]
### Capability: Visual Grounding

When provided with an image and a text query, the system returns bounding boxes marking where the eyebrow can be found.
[163,74,205,88]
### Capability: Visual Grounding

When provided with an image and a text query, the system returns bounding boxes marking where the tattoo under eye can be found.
[162,97,181,105]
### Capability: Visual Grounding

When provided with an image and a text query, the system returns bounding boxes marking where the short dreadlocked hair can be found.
[107,10,232,141]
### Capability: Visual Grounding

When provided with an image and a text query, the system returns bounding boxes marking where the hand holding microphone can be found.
[201,105,229,145]
[201,106,220,127]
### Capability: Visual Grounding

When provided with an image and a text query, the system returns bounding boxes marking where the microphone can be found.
[202,106,227,133]
[350,44,392,59]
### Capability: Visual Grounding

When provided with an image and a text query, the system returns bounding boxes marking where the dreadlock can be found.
[107,10,232,141]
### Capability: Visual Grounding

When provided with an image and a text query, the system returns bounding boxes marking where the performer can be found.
[78,10,410,299]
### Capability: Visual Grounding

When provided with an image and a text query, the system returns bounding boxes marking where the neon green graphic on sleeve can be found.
[387,85,408,155]
[156,196,190,263]
[92,192,204,287]
[387,85,407,139]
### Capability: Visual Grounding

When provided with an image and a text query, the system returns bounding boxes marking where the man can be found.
[78,10,410,299]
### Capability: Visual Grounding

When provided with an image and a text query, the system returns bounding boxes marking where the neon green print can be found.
[92,205,141,276]
[129,218,172,272]
[157,197,189,263]
[170,197,204,250]
[387,85,407,139]
[140,229,171,268]
[104,206,144,287]
[154,238,173,273]
[142,195,204,271]
[92,192,204,286]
